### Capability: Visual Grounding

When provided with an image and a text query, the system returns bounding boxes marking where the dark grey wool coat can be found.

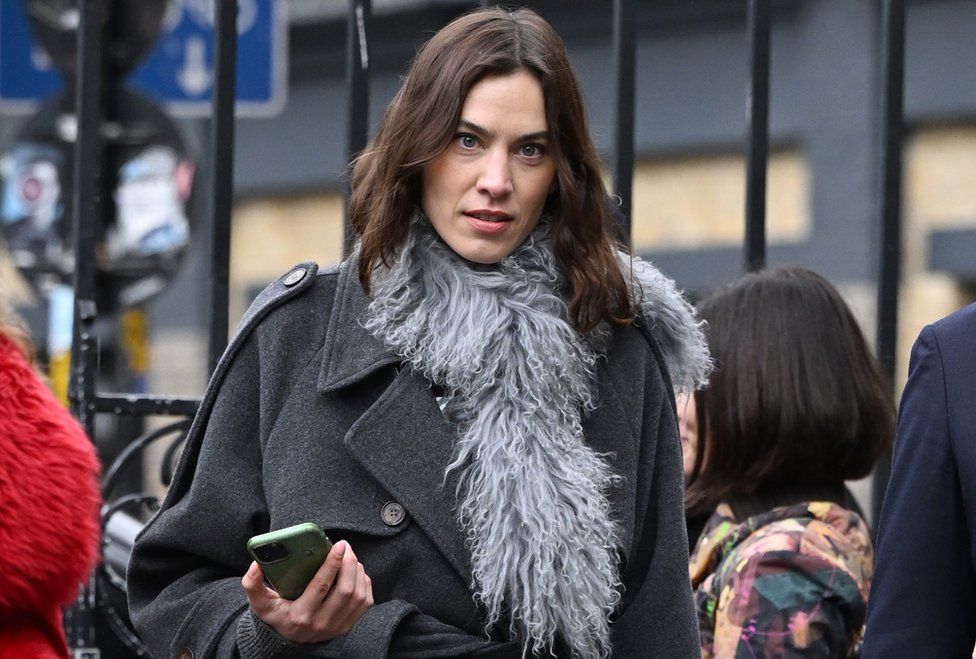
[127,257,700,658]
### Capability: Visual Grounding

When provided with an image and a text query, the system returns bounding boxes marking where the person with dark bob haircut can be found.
[686,266,894,658]
[128,7,711,658]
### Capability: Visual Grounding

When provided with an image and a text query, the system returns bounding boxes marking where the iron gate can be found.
[59,0,906,654]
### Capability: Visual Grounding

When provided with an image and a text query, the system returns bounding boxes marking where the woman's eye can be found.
[520,144,544,158]
[458,134,478,149]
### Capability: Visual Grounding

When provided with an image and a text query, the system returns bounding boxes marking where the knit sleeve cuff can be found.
[236,608,308,659]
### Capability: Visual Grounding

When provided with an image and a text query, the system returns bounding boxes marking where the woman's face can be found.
[676,393,698,478]
[421,70,557,264]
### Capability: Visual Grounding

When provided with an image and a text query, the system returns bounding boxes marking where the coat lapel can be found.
[317,256,472,585]
[343,367,472,584]
[317,256,399,392]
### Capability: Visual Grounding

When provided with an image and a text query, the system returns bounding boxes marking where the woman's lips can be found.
[463,212,512,234]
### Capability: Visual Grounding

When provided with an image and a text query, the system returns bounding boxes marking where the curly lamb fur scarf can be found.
[363,216,709,658]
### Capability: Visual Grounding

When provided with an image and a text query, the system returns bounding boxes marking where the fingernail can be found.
[336,541,347,557]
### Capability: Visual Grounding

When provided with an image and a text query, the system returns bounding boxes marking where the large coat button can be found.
[283,267,307,287]
[381,501,406,526]
[175,649,194,659]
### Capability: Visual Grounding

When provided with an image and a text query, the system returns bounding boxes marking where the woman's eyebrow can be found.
[458,119,550,142]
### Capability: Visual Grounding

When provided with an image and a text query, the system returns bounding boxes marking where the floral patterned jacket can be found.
[689,501,873,658]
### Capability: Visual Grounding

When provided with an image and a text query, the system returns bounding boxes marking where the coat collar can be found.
[317,255,399,393]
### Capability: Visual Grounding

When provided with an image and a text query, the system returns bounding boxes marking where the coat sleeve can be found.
[127,330,274,659]
[863,325,976,657]
[608,342,701,656]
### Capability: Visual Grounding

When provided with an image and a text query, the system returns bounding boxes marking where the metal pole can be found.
[344,0,371,256]
[69,0,105,439]
[612,0,636,242]
[744,0,771,272]
[872,0,905,525]
[66,0,106,652]
[207,0,238,375]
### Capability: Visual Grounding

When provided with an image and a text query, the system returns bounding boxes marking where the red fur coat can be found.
[0,335,101,659]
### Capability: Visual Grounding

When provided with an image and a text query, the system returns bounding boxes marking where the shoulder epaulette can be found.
[236,262,321,334]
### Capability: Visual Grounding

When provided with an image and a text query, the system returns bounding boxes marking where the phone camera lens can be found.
[252,542,290,563]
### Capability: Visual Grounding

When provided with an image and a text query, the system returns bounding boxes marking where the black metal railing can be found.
[344,0,371,256]
[872,0,906,524]
[737,0,905,520]
[744,0,771,273]
[612,0,636,240]
[63,0,239,653]
[207,0,238,375]
[63,0,106,651]
[59,0,906,654]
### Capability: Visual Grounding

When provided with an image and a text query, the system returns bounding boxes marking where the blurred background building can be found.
[2,0,976,512]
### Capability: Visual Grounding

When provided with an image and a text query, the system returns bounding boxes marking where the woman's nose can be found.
[476,151,514,198]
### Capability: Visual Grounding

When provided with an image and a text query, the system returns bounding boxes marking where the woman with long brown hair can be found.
[128,8,710,657]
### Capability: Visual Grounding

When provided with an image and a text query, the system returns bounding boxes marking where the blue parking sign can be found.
[0,0,63,111]
[0,0,286,117]
[130,0,286,117]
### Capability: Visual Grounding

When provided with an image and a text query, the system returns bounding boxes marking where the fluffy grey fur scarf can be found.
[362,217,709,658]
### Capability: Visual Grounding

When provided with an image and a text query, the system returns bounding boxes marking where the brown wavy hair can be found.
[685,267,895,515]
[349,7,632,332]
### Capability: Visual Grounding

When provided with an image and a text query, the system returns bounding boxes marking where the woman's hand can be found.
[242,540,374,643]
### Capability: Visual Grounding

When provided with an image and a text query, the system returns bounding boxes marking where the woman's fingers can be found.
[355,563,369,605]
[243,540,373,643]
[335,561,372,630]
[364,573,374,607]
[354,563,373,617]
[329,542,361,604]
[293,540,348,609]
[242,562,277,616]
[318,542,364,620]
[354,564,372,613]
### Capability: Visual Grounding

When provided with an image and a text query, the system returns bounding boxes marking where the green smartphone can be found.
[246,522,333,600]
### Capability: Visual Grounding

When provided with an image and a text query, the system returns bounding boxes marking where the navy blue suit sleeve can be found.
[863,325,976,657]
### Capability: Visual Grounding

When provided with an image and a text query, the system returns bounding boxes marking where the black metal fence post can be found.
[612,0,636,241]
[744,0,771,272]
[872,0,906,524]
[69,0,106,441]
[207,0,238,375]
[65,0,106,651]
[344,0,371,256]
